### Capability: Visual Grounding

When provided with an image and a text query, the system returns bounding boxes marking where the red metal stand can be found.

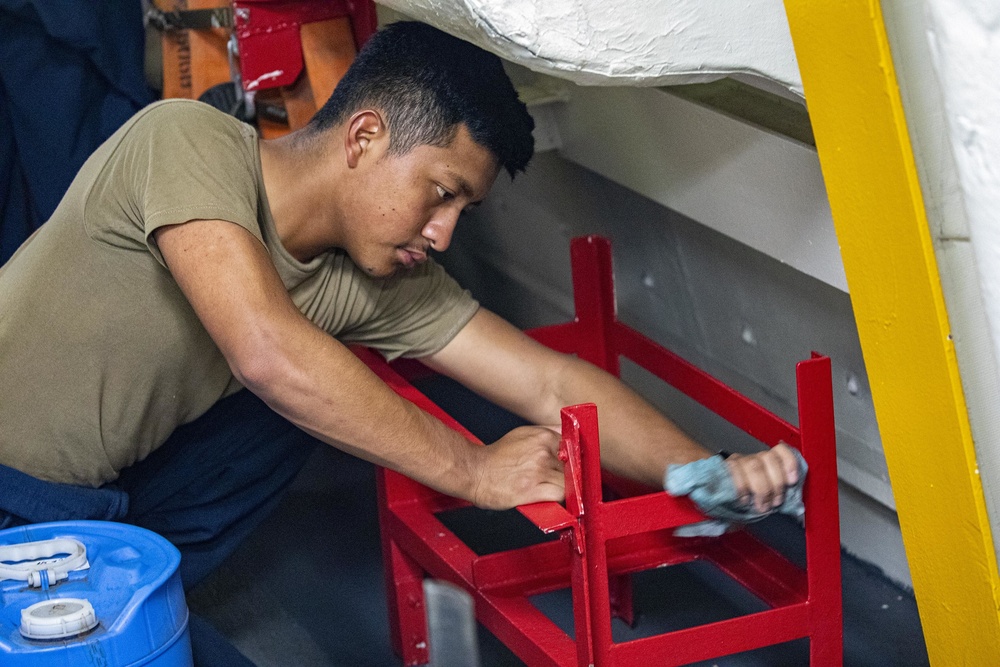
[358,235,843,666]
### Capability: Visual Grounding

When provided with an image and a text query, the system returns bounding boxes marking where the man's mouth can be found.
[397,247,427,269]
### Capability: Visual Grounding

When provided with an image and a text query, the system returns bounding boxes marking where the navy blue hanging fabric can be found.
[0,1,154,263]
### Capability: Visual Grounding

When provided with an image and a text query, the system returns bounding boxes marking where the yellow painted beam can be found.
[783,1,1000,663]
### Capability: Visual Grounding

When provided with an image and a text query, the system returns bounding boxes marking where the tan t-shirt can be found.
[0,100,479,487]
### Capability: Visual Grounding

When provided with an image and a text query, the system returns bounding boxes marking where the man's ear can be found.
[344,110,387,168]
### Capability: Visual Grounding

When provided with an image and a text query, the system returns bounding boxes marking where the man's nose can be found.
[423,211,459,252]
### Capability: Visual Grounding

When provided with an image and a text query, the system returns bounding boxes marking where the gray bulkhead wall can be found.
[437,79,913,587]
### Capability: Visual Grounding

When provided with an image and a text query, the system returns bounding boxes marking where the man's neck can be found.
[259,133,346,263]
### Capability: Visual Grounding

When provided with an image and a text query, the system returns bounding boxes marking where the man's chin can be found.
[362,263,405,279]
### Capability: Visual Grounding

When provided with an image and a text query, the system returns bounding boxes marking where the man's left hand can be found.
[723,443,801,513]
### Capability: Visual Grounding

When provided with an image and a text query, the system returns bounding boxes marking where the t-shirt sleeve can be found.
[120,101,264,267]
[337,259,480,362]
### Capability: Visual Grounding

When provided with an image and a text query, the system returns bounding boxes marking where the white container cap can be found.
[20,598,99,640]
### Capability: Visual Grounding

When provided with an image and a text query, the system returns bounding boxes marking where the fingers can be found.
[524,477,567,504]
[527,427,566,481]
[512,425,563,462]
[729,454,784,511]
[726,445,801,513]
[772,442,801,485]
[725,454,753,508]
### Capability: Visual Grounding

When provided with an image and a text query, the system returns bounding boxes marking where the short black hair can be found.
[306,21,535,178]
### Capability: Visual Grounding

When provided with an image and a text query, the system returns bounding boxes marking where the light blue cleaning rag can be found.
[664,449,808,537]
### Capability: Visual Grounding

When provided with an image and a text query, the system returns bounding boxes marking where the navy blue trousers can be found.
[0,389,321,666]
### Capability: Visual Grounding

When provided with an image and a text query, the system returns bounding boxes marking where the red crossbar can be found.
[366,235,842,666]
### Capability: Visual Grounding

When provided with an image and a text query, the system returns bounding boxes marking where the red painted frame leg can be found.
[798,354,843,666]
[378,473,429,666]
[608,574,636,628]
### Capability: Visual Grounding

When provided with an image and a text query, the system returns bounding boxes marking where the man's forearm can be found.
[242,319,483,501]
[424,309,800,508]
[422,309,711,489]
[536,356,710,488]
[241,317,564,509]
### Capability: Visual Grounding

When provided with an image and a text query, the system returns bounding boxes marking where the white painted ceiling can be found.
[377,0,803,97]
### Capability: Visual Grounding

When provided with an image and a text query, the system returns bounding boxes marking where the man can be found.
[0,19,798,650]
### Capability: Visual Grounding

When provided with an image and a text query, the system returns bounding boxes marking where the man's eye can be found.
[436,185,454,201]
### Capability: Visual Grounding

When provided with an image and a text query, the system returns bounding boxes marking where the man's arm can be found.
[422,308,800,512]
[153,219,564,509]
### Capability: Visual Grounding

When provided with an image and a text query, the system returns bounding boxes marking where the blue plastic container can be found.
[0,521,193,667]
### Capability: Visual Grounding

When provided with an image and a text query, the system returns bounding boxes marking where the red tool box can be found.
[356,235,842,666]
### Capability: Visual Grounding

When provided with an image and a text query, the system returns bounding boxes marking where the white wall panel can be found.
[554,85,848,292]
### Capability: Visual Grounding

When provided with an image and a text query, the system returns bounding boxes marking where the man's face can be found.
[346,124,501,278]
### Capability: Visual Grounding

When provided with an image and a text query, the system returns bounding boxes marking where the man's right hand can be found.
[467,425,565,510]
